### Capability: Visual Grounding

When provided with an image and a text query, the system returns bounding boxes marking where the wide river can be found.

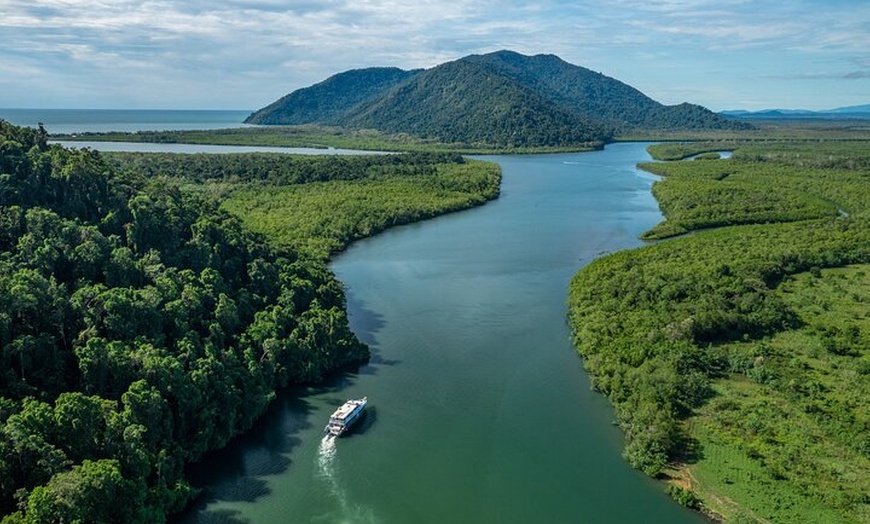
[174,142,710,524]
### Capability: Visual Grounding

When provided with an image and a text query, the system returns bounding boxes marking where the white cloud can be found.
[0,0,867,109]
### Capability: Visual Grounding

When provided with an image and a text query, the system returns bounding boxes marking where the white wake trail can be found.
[315,434,379,524]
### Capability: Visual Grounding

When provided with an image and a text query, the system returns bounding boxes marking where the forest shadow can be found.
[172,393,313,524]
[673,431,706,465]
[344,287,385,347]
[343,288,402,374]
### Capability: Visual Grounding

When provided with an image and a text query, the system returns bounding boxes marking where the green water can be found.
[177,143,709,524]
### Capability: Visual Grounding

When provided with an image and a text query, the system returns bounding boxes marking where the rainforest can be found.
[0,120,499,523]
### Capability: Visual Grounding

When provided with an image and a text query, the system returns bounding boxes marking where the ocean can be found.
[0,108,252,134]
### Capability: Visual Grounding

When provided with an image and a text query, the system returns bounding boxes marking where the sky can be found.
[1,0,868,111]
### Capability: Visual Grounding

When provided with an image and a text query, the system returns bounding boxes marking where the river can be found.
[175,142,710,523]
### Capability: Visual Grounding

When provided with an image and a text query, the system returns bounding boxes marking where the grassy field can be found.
[681,265,870,523]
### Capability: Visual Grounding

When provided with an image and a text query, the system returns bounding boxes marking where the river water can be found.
[175,143,709,524]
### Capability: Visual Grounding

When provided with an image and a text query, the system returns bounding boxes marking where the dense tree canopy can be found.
[0,121,368,522]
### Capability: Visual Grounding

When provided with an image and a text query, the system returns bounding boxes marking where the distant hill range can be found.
[246,50,748,147]
[721,104,870,120]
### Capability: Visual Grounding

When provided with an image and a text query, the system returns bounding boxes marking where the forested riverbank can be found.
[0,121,500,522]
[568,138,869,523]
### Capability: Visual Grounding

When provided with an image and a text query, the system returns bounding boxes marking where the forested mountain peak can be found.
[245,66,422,125]
[246,50,747,147]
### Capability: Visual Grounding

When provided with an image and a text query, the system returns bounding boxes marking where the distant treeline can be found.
[104,150,466,185]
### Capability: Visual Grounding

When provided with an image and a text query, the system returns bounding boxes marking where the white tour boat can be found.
[325,397,367,436]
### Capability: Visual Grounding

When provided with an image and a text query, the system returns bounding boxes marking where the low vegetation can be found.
[221,160,500,259]
[101,150,501,260]
[568,137,870,523]
[637,158,852,239]
[682,264,869,523]
[58,125,450,152]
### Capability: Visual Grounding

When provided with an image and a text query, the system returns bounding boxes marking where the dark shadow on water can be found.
[174,361,380,522]
[343,287,386,347]
[348,406,377,437]
[343,287,402,374]
[358,353,402,374]
[173,508,249,524]
[172,393,314,524]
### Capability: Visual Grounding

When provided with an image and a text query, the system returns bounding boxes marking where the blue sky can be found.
[1,0,867,111]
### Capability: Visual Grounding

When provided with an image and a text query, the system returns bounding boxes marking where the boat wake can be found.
[316,435,379,524]
[317,434,338,480]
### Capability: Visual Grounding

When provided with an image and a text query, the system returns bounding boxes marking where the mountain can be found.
[247,50,748,147]
[828,104,870,114]
[339,55,611,147]
[246,67,422,125]
[721,104,870,119]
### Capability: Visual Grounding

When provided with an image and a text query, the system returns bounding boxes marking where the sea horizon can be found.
[0,107,252,113]
[0,108,254,134]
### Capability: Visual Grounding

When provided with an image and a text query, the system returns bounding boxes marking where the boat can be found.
[325,397,367,437]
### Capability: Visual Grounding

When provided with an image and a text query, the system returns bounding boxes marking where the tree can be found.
[1,398,68,505]
[52,392,116,462]
[74,337,136,400]
[23,459,146,524]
